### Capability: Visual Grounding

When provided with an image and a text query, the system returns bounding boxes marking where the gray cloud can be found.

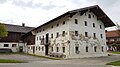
[0,0,7,4]
[12,0,37,8]
[40,1,56,10]
[11,0,57,10]
[70,0,85,6]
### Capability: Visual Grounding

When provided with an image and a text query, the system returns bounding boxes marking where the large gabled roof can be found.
[4,24,34,33]
[33,5,115,31]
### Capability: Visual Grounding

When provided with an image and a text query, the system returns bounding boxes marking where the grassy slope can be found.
[106,60,120,66]
[110,52,120,54]
[0,59,25,63]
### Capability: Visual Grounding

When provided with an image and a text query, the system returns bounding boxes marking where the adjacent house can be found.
[106,30,120,51]
[0,23,34,52]
[26,5,115,58]
[21,31,35,54]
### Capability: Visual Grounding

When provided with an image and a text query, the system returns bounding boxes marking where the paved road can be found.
[0,54,120,67]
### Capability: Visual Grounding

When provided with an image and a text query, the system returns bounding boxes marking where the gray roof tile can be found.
[5,24,34,33]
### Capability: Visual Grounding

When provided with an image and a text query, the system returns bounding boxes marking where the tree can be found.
[0,23,8,37]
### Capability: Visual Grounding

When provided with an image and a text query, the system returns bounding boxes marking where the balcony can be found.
[40,38,50,45]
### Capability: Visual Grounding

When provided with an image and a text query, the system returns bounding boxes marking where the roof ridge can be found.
[4,23,35,28]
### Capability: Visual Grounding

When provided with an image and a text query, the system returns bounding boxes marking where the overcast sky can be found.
[0,0,119,30]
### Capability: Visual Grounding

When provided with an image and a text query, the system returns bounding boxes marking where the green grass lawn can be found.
[106,60,120,66]
[0,59,25,63]
[110,52,120,54]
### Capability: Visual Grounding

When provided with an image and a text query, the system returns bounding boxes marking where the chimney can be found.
[22,23,25,27]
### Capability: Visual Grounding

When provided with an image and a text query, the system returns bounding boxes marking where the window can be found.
[39,36,41,40]
[88,14,91,18]
[75,31,78,36]
[75,46,79,54]
[75,19,78,24]
[42,36,44,39]
[86,46,88,52]
[42,46,44,51]
[57,24,59,27]
[93,23,95,27]
[63,21,65,25]
[36,47,37,50]
[85,32,88,37]
[56,32,59,38]
[93,15,94,18]
[63,47,65,53]
[39,47,40,51]
[51,47,53,52]
[62,31,65,37]
[94,46,97,52]
[84,21,87,26]
[101,34,103,38]
[51,34,53,38]
[43,29,45,31]
[12,44,16,47]
[56,47,59,52]
[51,26,53,28]
[4,44,9,47]
[100,25,102,29]
[28,47,30,49]
[37,37,38,41]
[93,33,96,38]
[110,39,114,41]
[101,46,104,52]
[40,30,41,32]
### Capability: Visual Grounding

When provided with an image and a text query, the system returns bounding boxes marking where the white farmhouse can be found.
[27,5,115,58]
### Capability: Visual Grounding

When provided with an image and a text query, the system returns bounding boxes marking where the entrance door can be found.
[33,46,35,54]
[19,46,23,52]
[45,33,49,55]
[45,45,49,55]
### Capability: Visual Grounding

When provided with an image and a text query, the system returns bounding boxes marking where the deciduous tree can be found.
[0,23,8,37]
